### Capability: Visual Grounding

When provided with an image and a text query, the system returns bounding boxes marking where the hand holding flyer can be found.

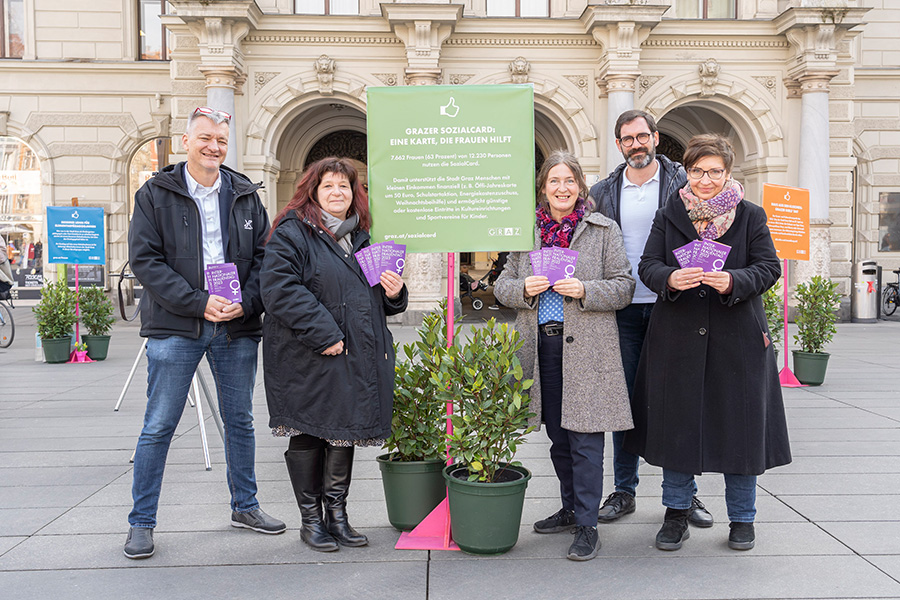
[205,263,242,303]
[355,241,407,287]
[530,247,579,284]
[672,239,731,272]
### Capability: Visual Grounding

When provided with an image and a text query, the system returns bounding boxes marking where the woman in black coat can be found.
[261,157,408,553]
[626,134,790,553]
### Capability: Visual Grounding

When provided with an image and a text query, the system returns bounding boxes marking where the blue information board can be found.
[47,206,106,265]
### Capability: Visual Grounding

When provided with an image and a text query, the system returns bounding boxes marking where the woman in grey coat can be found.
[494,150,635,562]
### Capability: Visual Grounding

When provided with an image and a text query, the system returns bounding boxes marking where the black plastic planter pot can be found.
[376,454,447,532]
[443,463,531,555]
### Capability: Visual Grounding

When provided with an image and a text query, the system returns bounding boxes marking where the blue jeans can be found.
[611,303,654,497]
[662,469,757,523]
[129,321,261,528]
[539,329,606,527]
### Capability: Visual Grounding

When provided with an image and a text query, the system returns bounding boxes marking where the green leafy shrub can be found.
[793,275,840,354]
[763,281,783,348]
[33,280,77,340]
[77,286,116,336]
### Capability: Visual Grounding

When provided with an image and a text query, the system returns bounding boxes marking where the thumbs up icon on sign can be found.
[440,97,460,118]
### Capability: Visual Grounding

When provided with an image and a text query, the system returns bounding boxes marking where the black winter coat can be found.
[588,155,687,225]
[129,162,270,340]
[260,213,408,441]
[624,199,792,475]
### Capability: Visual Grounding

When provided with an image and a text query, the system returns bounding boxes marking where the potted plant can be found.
[763,281,783,361]
[376,308,454,532]
[33,280,77,363]
[441,318,535,555]
[77,285,115,360]
[792,275,841,386]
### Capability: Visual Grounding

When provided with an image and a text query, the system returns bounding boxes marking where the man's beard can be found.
[625,145,656,169]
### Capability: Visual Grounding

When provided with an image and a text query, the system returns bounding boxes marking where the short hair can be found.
[614,109,658,139]
[682,134,735,172]
[269,157,371,241]
[186,108,230,135]
[535,150,592,212]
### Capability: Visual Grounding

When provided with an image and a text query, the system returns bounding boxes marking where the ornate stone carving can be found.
[637,76,663,98]
[753,76,778,98]
[449,74,473,85]
[305,130,367,167]
[446,36,597,48]
[698,58,720,97]
[784,78,802,99]
[0,111,9,136]
[564,75,589,97]
[594,77,608,99]
[246,35,401,45]
[509,57,530,84]
[315,54,335,95]
[254,71,278,94]
[373,73,399,86]
[645,39,788,49]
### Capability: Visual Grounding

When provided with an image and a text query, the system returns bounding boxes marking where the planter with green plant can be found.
[33,280,77,363]
[441,318,535,555]
[77,285,116,360]
[376,308,454,532]
[792,275,841,386]
[763,281,783,362]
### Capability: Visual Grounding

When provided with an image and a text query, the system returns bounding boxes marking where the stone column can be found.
[605,75,637,174]
[198,66,242,170]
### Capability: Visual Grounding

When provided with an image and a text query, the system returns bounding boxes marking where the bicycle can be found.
[0,286,14,348]
[883,269,900,317]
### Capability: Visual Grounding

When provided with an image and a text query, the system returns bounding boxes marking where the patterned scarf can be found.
[679,179,744,240]
[536,200,585,248]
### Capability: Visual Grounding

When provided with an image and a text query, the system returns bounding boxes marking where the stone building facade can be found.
[1,0,897,314]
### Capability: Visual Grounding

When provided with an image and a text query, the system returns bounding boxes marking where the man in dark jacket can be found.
[588,109,712,527]
[124,107,284,560]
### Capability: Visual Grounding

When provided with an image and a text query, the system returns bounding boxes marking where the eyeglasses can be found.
[618,132,652,147]
[192,107,232,123]
[686,167,727,181]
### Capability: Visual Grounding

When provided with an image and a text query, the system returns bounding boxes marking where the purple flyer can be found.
[354,246,380,286]
[205,263,242,303]
[382,242,406,275]
[673,241,700,268]
[530,250,545,277]
[370,243,384,277]
[556,248,579,282]
[546,247,578,284]
[694,240,731,272]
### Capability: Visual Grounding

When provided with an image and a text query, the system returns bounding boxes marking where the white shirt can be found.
[619,161,661,304]
[184,168,225,283]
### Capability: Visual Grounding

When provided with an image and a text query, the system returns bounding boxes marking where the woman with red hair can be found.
[261,157,407,552]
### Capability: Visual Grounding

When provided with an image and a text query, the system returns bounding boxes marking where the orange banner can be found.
[762,184,810,261]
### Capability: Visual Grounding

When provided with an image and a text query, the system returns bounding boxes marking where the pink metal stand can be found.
[778,258,804,387]
[67,264,94,364]
[395,251,460,551]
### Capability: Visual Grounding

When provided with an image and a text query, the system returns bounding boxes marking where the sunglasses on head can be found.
[192,107,232,122]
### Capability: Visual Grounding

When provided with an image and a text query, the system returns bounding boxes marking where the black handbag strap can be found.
[115,261,142,322]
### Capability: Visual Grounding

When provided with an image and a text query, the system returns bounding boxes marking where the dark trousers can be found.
[539,329,605,527]
[610,303,654,497]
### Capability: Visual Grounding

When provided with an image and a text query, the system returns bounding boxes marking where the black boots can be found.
[655,507,691,551]
[284,447,338,552]
[284,441,368,552]
[323,445,368,547]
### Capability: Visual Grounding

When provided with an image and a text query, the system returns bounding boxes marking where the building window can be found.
[295,0,359,15]
[879,192,900,252]
[676,0,736,19]
[486,0,549,17]
[129,138,172,218]
[139,0,171,60]
[0,136,42,287]
[1,0,24,59]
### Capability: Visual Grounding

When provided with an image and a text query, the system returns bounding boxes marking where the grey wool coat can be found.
[494,211,636,434]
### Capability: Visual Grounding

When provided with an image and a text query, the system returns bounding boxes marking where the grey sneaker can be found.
[533,508,576,534]
[124,527,155,559]
[567,526,600,561]
[231,508,287,534]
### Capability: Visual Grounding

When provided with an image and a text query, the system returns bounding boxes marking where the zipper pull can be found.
[183,215,188,227]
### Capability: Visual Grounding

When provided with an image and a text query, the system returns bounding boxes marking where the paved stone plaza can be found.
[1,304,899,600]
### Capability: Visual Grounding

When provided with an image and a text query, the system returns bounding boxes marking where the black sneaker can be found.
[597,491,636,522]
[688,496,714,528]
[231,508,287,534]
[124,527,155,559]
[533,508,576,534]
[655,508,691,551]
[728,522,755,550]
[567,526,600,561]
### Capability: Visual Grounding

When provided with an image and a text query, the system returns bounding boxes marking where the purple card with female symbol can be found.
[205,263,242,303]
[673,240,701,268]
[693,239,731,272]
[382,242,406,275]
[547,248,579,283]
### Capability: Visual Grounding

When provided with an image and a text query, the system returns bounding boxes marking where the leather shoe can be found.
[597,491,636,523]
[301,522,340,552]
[231,508,287,534]
[124,527,154,559]
[687,496,714,528]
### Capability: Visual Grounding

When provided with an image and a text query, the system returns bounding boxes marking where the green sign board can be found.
[367,85,535,253]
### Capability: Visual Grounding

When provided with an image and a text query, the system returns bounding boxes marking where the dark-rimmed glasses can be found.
[686,167,726,181]
[618,132,652,147]
[192,107,232,122]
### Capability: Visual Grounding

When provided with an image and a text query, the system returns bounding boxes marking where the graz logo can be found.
[244,219,253,230]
